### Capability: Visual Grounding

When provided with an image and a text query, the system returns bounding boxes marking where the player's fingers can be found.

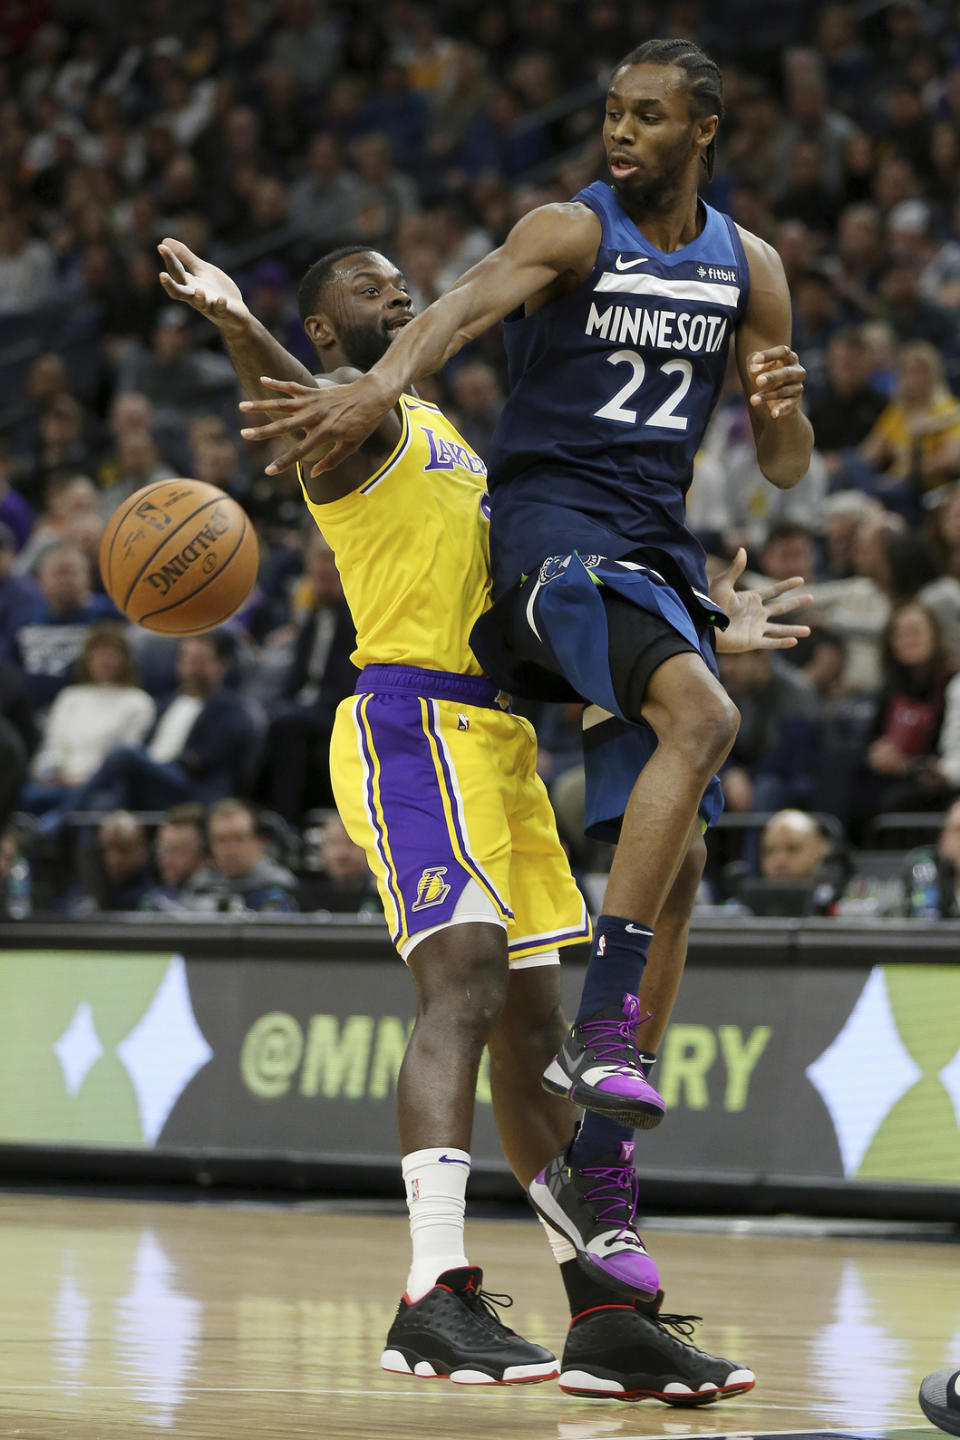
[748,344,794,370]
[769,398,804,419]
[264,431,331,473]
[239,410,312,440]
[726,546,747,582]
[759,636,800,649]
[158,272,190,296]
[158,251,187,285]
[757,575,806,599]
[160,236,198,265]
[755,365,805,389]
[310,439,357,475]
[259,375,317,396]
[765,592,813,618]
[764,622,812,639]
[239,396,310,418]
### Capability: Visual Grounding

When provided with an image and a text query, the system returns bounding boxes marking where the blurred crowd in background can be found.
[4,0,960,920]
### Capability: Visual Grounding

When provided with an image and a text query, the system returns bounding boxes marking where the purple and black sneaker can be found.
[528,1140,660,1303]
[541,993,665,1129]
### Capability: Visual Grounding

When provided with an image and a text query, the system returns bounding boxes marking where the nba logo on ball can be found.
[100,479,259,634]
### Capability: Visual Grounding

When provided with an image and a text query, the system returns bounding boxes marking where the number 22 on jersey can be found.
[595,351,694,431]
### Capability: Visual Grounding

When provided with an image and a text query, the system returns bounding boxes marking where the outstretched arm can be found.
[158,238,317,403]
[240,201,602,476]
[735,230,815,490]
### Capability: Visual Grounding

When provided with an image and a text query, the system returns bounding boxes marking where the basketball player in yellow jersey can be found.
[159,238,759,1401]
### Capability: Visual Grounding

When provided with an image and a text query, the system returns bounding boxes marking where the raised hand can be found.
[747,345,806,421]
[239,372,394,475]
[158,237,250,331]
[711,547,812,653]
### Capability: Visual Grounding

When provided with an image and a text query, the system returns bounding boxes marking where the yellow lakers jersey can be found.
[298,395,491,675]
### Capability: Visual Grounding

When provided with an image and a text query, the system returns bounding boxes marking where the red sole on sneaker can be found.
[559,1378,756,1405]
[383,1366,560,1386]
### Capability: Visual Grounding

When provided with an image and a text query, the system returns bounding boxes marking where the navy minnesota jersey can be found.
[486,181,750,595]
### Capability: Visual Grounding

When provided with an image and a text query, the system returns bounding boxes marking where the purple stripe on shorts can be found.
[421,699,513,919]
[360,691,472,934]
[356,664,509,711]
[355,697,405,944]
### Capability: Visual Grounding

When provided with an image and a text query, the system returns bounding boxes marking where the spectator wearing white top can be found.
[22,625,155,813]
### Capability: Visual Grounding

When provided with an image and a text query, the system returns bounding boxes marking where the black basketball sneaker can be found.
[542,992,665,1129]
[559,1293,756,1404]
[919,1366,960,1436]
[528,1140,660,1301]
[380,1265,559,1385]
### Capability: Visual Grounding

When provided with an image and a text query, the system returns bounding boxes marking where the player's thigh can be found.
[330,694,514,955]
[406,920,510,1027]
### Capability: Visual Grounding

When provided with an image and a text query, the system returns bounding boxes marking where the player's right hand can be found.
[239,373,396,475]
[158,237,250,330]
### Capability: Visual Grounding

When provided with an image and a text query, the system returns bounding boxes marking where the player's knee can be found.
[489,990,565,1075]
[682,829,708,885]
[674,687,739,771]
[416,929,509,1043]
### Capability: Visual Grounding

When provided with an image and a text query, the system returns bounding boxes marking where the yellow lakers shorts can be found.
[330,666,590,963]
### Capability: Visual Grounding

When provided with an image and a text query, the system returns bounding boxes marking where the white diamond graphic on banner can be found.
[806,966,922,1177]
[939,1044,960,1130]
[53,1002,104,1097]
[116,955,213,1146]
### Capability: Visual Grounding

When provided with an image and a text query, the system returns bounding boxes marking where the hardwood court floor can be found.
[0,1193,955,1440]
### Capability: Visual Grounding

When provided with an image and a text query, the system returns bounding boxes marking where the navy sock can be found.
[569,1110,634,1167]
[574,913,653,1025]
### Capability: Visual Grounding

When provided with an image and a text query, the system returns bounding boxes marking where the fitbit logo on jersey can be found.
[144,504,232,596]
[586,302,728,355]
[697,265,737,282]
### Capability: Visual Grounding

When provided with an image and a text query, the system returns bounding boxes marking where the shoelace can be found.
[581,1163,644,1247]
[579,1007,653,1073]
[648,1306,702,1341]
[462,1285,517,1335]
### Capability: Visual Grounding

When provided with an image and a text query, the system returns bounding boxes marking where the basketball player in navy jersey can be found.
[242,38,814,1304]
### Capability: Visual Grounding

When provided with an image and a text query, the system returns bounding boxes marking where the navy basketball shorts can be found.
[471,551,727,841]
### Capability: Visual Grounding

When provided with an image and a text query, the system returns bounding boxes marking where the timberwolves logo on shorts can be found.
[412,866,452,911]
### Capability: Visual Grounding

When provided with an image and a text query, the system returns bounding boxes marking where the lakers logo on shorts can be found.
[412,865,452,911]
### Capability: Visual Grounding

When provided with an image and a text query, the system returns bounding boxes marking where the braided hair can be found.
[613,39,724,180]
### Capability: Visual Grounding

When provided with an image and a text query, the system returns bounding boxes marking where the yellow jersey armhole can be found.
[358,398,412,494]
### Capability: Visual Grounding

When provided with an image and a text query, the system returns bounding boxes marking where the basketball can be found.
[99,478,259,635]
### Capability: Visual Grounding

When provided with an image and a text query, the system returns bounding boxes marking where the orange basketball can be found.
[99,479,259,634]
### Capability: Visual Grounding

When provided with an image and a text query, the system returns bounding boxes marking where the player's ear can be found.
[696,113,719,157]
[304,312,336,350]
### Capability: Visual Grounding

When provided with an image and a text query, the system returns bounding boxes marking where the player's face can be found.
[327,254,415,372]
[603,63,712,210]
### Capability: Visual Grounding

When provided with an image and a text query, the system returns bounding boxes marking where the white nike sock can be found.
[537,1213,577,1265]
[402,1146,471,1302]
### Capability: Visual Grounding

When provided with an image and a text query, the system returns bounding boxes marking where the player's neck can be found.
[620,178,704,255]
